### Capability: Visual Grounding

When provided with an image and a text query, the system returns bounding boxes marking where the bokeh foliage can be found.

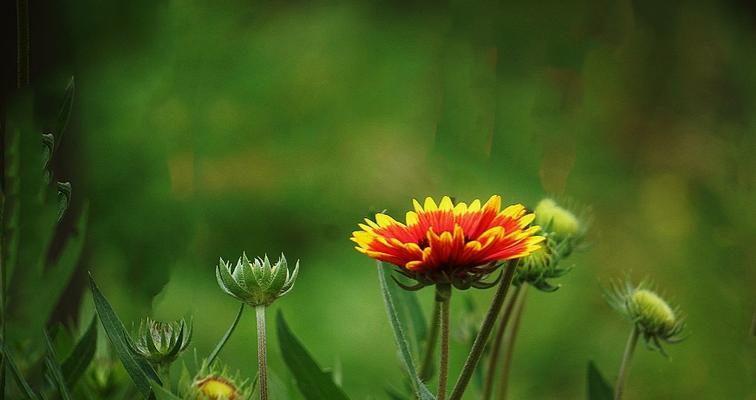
[22,0,756,398]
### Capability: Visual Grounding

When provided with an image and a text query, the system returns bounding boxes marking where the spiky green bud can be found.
[216,253,299,307]
[131,317,192,366]
[606,280,686,355]
[513,234,571,292]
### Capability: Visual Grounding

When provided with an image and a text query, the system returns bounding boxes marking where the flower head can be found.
[181,359,251,400]
[607,279,686,355]
[216,253,299,307]
[352,195,543,289]
[131,317,192,366]
[534,198,584,240]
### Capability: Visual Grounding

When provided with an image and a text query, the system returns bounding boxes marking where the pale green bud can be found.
[607,280,685,355]
[535,198,580,240]
[216,253,299,307]
[131,317,192,366]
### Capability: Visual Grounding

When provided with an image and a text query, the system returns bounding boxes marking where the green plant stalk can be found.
[256,305,269,400]
[208,303,244,366]
[419,300,441,382]
[158,363,171,390]
[614,326,639,400]
[481,284,522,400]
[436,284,451,400]
[449,263,517,400]
[497,285,527,400]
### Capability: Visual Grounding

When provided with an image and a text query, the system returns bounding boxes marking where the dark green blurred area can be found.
[31,0,756,398]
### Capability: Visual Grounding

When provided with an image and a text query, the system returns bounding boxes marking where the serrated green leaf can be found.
[89,273,161,398]
[587,361,613,400]
[0,339,39,399]
[276,311,351,400]
[62,315,98,386]
[377,262,436,400]
[389,273,427,359]
[208,303,244,366]
[43,330,73,400]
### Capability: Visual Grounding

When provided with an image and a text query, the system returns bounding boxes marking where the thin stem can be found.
[255,305,269,400]
[497,285,527,400]
[614,326,639,400]
[419,297,441,382]
[158,364,171,390]
[208,303,245,366]
[482,284,523,400]
[449,263,517,400]
[437,284,452,400]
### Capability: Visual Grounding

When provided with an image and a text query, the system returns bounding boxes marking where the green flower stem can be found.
[208,303,245,366]
[497,285,528,400]
[158,364,171,390]
[449,263,517,400]
[436,284,452,400]
[256,305,269,400]
[614,326,639,400]
[482,284,523,400]
[419,297,441,382]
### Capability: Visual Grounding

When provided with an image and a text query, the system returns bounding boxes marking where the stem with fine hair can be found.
[449,263,517,400]
[497,285,528,400]
[614,326,639,400]
[256,305,269,400]
[419,295,441,382]
[482,284,523,400]
[436,284,452,400]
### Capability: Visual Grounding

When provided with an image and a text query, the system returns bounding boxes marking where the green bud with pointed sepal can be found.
[131,317,192,367]
[216,253,299,307]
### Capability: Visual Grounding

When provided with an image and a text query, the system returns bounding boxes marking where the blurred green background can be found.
[31,0,756,398]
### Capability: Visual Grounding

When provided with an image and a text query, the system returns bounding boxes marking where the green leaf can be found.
[389,274,427,358]
[587,361,614,400]
[51,76,75,152]
[377,262,436,400]
[208,303,244,365]
[89,273,161,398]
[62,315,98,386]
[276,311,351,400]
[8,204,88,344]
[43,330,73,400]
[150,382,183,400]
[0,339,39,399]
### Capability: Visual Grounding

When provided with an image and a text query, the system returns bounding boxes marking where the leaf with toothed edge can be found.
[89,273,161,399]
[377,261,436,400]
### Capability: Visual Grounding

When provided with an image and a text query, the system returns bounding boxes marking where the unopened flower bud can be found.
[181,359,251,400]
[216,253,299,307]
[131,317,192,366]
[534,198,580,240]
[607,280,685,354]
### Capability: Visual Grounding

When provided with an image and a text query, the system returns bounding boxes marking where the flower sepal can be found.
[216,253,299,307]
[391,261,505,291]
[130,317,192,366]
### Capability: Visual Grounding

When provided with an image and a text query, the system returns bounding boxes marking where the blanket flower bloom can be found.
[352,195,544,289]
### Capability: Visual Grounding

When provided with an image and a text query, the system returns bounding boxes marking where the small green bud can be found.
[513,234,571,292]
[216,253,299,307]
[131,317,192,366]
[607,280,685,355]
[535,198,580,240]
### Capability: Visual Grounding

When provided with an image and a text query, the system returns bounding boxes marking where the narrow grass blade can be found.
[89,273,161,398]
[150,382,183,400]
[208,303,244,365]
[276,311,350,400]
[51,77,75,151]
[62,315,98,386]
[377,262,436,400]
[43,330,72,400]
[0,340,39,399]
